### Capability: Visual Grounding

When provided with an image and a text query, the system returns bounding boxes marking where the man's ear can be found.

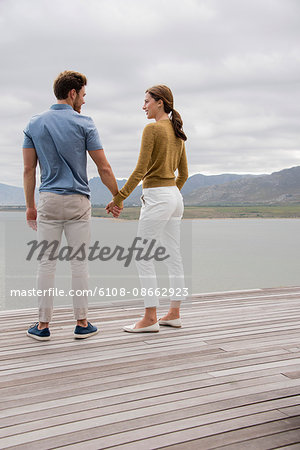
[69,89,77,101]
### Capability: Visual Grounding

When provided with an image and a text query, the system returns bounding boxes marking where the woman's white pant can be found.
[136,186,186,308]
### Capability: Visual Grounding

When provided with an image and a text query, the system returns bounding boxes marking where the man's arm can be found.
[88,149,122,217]
[23,148,38,228]
[88,149,119,196]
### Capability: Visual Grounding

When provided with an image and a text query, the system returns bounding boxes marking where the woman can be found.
[106,85,188,332]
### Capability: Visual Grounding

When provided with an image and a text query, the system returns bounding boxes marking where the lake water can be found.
[0,211,299,311]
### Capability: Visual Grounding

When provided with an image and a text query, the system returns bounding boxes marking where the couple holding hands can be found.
[23,70,188,341]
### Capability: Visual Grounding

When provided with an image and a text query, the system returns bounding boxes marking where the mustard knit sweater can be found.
[113,119,188,207]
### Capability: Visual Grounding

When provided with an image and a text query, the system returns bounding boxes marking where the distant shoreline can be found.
[2,205,300,219]
[92,205,300,219]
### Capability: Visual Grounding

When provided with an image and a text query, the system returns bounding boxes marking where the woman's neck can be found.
[154,111,170,122]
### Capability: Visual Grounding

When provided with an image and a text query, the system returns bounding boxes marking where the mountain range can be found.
[1,166,299,206]
[89,172,252,205]
[184,166,300,205]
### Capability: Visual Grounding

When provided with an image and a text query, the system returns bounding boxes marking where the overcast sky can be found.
[1,0,300,187]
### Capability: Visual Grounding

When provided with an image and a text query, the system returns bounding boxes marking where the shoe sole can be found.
[159,323,182,328]
[74,330,99,339]
[123,328,160,333]
[26,331,51,341]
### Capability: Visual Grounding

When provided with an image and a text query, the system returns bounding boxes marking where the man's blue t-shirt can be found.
[23,104,103,198]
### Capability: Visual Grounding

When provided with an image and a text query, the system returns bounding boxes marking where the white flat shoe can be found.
[123,322,160,333]
[158,318,182,328]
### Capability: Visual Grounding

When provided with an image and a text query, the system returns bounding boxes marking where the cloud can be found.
[1,0,300,186]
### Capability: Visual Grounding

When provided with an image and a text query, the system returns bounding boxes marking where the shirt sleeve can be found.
[23,124,35,148]
[176,142,188,190]
[113,124,155,207]
[86,118,103,151]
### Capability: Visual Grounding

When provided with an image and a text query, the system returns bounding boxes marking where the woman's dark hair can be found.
[146,85,187,141]
[53,71,87,100]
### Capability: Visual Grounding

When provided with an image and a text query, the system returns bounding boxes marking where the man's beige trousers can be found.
[37,192,91,322]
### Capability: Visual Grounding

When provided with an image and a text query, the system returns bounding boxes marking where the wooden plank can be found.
[1,389,299,441]
[279,444,300,450]
[279,405,300,416]
[1,377,299,429]
[208,358,300,378]
[284,371,300,379]
[44,414,299,450]
[1,376,300,424]
[0,350,295,400]
[161,429,300,450]
[0,286,299,448]
[0,408,287,448]
[0,335,299,377]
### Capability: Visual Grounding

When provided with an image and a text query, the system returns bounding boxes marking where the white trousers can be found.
[136,186,186,308]
[37,192,91,322]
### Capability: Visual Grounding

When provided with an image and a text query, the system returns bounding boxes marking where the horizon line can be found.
[1,164,298,189]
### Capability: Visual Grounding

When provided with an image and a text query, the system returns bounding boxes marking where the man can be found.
[23,70,122,341]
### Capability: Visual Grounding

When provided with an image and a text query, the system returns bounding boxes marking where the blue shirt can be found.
[23,104,103,198]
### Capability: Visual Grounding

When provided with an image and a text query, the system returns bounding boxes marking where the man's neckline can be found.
[50,104,73,110]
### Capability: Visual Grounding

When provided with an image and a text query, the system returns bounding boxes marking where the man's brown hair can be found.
[53,71,87,100]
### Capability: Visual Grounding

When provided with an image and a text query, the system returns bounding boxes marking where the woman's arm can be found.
[113,124,155,207]
[176,143,188,190]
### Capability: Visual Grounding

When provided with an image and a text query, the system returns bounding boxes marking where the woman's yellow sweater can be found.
[113,119,188,207]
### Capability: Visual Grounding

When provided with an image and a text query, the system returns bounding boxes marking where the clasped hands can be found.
[106,201,123,218]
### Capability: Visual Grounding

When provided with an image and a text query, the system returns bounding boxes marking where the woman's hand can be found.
[106,201,123,218]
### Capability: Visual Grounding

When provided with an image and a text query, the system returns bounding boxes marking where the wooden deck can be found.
[0,286,300,449]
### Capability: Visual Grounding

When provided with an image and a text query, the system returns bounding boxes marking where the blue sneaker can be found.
[27,323,51,341]
[74,322,99,339]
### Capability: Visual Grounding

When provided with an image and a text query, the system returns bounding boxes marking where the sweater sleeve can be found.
[113,125,155,207]
[176,142,188,190]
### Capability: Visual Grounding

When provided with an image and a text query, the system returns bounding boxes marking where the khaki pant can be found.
[37,192,91,322]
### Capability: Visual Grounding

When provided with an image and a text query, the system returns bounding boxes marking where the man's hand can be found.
[26,207,37,230]
[106,201,123,218]
[23,147,37,230]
